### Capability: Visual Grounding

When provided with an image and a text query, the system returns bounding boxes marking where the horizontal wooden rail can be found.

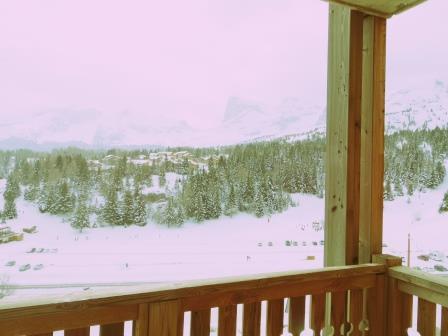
[0,263,386,336]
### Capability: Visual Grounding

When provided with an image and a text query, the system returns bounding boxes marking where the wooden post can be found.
[324,4,364,267]
[325,2,387,267]
[373,254,411,336]
[359,14,387,264]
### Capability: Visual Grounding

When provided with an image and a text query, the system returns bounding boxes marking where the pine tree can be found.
[102,189,120,225]
[121,190,134,226]
[53,181,74,214]
[133,188,147,226]
[384,179,394,201]
[71,200,90,232]
[440,191,448,213]
[3,198,17,219]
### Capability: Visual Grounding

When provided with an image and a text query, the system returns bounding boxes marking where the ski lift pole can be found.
[407,233,411,267]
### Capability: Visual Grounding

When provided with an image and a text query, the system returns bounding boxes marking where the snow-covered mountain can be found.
[0,79,447,149]
[386,79,448,133]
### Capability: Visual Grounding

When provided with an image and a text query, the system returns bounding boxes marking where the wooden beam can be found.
[323,0,427,18]
[359,15,387,263]
[324,4,364,267]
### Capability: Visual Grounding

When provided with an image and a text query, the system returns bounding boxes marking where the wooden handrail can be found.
[0,263,386,336]
[387,265,448,336]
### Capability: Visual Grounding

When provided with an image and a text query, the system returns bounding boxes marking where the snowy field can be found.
[1,163,448,320]
[0,193,325,288]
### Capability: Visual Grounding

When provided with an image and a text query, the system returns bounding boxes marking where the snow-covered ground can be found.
[1,162,448,334]
[0,194,324,288]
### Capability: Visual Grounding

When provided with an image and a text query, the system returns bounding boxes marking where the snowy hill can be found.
[0,79,447,149]
[386,79,448,133]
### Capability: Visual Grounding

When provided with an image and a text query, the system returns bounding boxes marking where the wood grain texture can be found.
[325,3,350,267]
[441,307,448,336]
[181,272,379,312]
[311,294,325,335]
[0,265,385,336]
[218,305,237,336]
[331,291,346,336]
[132,304,149,336]
[148,300,182,336]
[0,305,136,336]
[359,15,387,264]
[368,275,389,336]
[417,298,436,336]
[322,0,427,17]
[389,266,448,297]
[65,328,90,336]
[190,309,210,336]
[266,299,283,336]
[345,9,364,267]
[288,297,305,336]
[349,289,363,336]
[242,302,261,336]
[100,322,124,336]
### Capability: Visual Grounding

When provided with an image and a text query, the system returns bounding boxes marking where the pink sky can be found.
[0,0,447,129]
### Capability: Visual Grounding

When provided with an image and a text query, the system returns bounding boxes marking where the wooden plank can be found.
[417,298,436,336]
[218,305,237,336]
[367,275,391,336]
[345,9,364,267]
[31,334,53,336]
[0,305,137,336]
[243,302,261,336]
[359,15,387,264]
[266,299,283,336]
[398,281,448,308]
[182,273,377,312]
[325,3,351,267]
[65,328,90,336]
[100,323,124,336]
[323,0,427,18]
[132,304,149,336]
[288,297,305,336]
[0,264,384,316]
[389,266,448,297]
[441,307,448,336]
[148,300,182,336]
[0,265,385,336]
[190,309,210,336]
[331,291,346,336]
[349,289,363,336]
[324,4,364,267]
[311,294,325,335]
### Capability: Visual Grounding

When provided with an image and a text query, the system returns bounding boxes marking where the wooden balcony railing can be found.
[388,265,448,336]
[1,263,386,336]
[1,255,446,336]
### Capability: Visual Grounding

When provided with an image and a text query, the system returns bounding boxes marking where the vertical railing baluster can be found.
[100,323,124,336]
[267,299,284,336]
[331,291,346,336]
[190,309,211,336]
[417,298,436,336]
[288,297,305,336]
[243,302,261,336]
[218,305,237,336]
[441,307,448,336]
[311,293,325,335]
[350,289,363,336]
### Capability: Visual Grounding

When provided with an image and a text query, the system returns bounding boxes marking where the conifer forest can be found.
[1,127,448,231]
